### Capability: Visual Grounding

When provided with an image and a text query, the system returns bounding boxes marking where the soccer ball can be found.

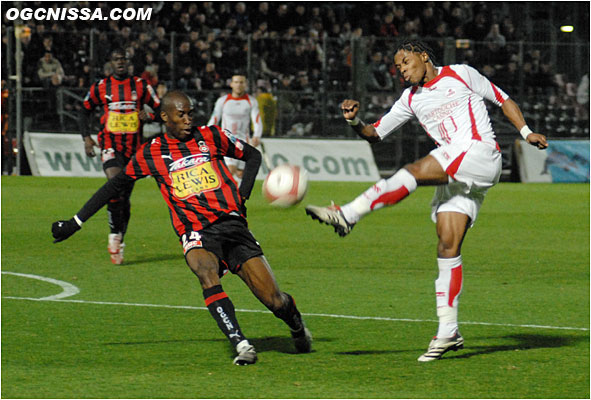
[262,164,309,208]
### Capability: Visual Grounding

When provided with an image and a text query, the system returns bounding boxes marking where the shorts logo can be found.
[101,148,116,163]
[182,231,203,253]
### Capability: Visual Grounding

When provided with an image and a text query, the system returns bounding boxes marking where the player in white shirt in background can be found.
[306,39,548,362]
[208,74,263,183]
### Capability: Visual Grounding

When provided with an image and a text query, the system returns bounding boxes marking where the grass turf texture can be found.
[2,176,589,399]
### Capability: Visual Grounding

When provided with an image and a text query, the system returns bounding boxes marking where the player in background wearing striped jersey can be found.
[208,74,263,184]
[79,48,161,265]
[306,39,548,362]
[53,91,312,366]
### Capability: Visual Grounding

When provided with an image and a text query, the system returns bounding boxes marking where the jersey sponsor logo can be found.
[425,100,461,123]
[107,101,136,110]
[106,111,139,133]
[169,153,221,199]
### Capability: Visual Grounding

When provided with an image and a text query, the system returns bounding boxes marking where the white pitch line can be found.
[1,271,80,300]
[2,296,588,332]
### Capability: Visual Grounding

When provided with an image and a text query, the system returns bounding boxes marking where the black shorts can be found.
[101,148,130,171]
[180,218,264,276]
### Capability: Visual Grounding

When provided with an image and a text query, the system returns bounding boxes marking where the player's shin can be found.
[341,168,417,223]
[203,285,247,347]
[107,197,126,235]
[435,256,463,338]
[272,292,304,332]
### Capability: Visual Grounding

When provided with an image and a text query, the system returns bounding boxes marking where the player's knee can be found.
[437,237,460,258]
[185,251,220,288]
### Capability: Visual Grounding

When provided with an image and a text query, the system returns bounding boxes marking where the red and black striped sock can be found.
[203,285,246,347]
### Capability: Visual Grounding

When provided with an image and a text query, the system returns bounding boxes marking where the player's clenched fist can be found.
[341,99,360,120]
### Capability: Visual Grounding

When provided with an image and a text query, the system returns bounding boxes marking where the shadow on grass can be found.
[121,254,181,266]
[448,333,589,360]
[104,335,324,355]
[336,333,589,359]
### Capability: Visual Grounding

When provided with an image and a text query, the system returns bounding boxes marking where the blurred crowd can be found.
[1,1,589,134]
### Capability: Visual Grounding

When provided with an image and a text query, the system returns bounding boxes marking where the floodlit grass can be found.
[2,176,589,398]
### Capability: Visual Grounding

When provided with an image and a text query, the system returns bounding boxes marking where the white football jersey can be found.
[374,64,509,149]
[208,93,262,142]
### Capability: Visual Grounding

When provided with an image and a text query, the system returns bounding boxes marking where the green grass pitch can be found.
[2,176,589,399]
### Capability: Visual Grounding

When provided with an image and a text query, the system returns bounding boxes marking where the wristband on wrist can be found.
[73,215,83,227]
[347,116,361,126]
[520,125,533,140]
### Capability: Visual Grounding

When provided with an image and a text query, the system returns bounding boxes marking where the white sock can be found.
[435,255,463,338]
[341,168,417,224]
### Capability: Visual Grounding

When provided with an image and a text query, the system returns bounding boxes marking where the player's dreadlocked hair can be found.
[395,39,438,66]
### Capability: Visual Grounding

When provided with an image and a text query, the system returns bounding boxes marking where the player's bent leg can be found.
[239,256,312,353]
[105,165,126,264]
[185,249,256,365]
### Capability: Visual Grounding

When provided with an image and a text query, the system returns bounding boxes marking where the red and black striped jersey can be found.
[83,75,160,158]
[124,125,248,236]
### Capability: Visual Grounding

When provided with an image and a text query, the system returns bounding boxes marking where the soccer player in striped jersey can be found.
[53,91,311,365]
[208,74,263,184]
[306,39,548,362]
[80,48,161,265]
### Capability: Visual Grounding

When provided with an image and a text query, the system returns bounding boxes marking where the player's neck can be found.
[422,65,439,85]
[112,73,129,80]
[232,92,246,98]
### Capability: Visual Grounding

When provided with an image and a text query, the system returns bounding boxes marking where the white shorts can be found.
[429,140,502,226]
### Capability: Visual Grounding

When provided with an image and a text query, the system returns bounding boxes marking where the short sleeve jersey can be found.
[373,64,509,149]
[83,75,161,158]
[207,94,262,142]
[123,125,247,236]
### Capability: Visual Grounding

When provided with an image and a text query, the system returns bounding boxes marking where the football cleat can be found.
[417,331,464,362]
[305,202,355,237]
[291,325,313,353]
[233,340,258,366]
[108,233,125,265]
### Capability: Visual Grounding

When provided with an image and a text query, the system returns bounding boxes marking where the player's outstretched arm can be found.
[51,172,135,243]
[501,99,548,149]
[341,99,381,143]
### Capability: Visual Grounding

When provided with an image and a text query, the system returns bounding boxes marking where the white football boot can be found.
[108,233,125,265]
[233,340,258,366]
[418,331,464,362]
[305,202,355,237]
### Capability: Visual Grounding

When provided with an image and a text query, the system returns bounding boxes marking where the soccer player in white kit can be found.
[306,40,548,362]
[208,74,263,182]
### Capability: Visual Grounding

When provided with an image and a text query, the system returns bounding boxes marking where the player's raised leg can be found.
[185,248,257,365]
[306,155,445,236]
[238,256,312,353]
